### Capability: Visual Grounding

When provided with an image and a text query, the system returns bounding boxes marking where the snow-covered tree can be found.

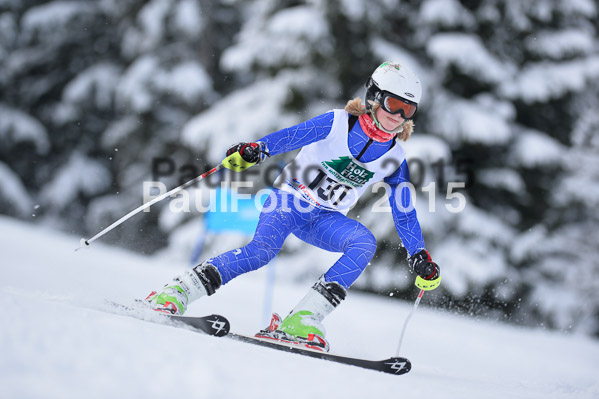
[0,0,240,251]
[1,0,598,335]
[390,0,599,334]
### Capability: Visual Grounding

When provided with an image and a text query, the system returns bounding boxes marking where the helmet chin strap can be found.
[368,107,405,135]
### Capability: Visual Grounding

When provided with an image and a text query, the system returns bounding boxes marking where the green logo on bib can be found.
[323,156,375,187]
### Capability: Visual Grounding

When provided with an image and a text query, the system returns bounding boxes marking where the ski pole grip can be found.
[415,275,441,291]
[222,152,256,172]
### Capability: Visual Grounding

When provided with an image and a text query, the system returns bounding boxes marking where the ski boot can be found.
[145,262,222,315]
[255,279,346,352]
[255,312,330,351]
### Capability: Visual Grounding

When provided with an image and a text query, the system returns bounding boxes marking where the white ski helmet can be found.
[365,61,422,120]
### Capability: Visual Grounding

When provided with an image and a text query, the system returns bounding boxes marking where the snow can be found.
[0,162,33,216]
[555,169,599,209]
[456,205,514,246]
[370,39,423,72]
[426,33,512,84]
[433,205,516,295]
[500,56,599,103]
[338,0,398,23]
[429,94,514,145]
[0,104,50,154]
[132,0,171,53]
[509,128,566,168]
[526,30,595,59]
[402,134,452,163]
[531,279,585,330]
[101,116,139,149]
[418,0,475,28]
[221,5,331,71]
[1,216,598,399]
[157,61,213,105]
[172,0,203,38]
[339,0,365,20]
[39,152,112,211]
[116,56,158,112]
[0,12,17,50]
[180,72,306,159]
[558,0,597,17]
[116,56,213,112]
[21,1,94,34]
[268,6,328,41]
[510,225,548,264]
[477,168,526,194]
[435,236,507,296]
[63,63,122,109]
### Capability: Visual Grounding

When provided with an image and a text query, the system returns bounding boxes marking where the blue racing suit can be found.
[207,111,425,289]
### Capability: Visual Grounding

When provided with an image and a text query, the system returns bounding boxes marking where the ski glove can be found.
[226,142,269,164]
[223,142,270,172]
[408,249,440,281]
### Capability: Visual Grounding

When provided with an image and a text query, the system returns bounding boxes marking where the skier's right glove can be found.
[223,142,269,172]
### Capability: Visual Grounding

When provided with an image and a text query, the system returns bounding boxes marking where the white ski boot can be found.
[256,279,346,352]
[145,262,222,315]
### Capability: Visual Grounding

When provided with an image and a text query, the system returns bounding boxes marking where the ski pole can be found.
[395,275,441,356]
[75,163,225,251]
[395,289,424,357]
[75,148,263,251]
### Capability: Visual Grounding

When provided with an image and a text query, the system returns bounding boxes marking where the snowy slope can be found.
[1,215,598,399]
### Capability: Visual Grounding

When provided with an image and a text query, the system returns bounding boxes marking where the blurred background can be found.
[1,0,598,337]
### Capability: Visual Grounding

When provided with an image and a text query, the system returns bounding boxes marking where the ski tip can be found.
[383,357,412,375]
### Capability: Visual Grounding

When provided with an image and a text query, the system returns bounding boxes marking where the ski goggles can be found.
[380,92,418,119]
[366,78,418,119]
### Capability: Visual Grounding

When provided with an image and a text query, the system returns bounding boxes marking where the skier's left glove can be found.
[408,249,441,290]
[223,142,269,172]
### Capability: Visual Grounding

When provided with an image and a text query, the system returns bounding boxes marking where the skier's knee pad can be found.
[192,262,222,296]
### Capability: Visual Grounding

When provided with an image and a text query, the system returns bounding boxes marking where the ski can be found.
[227,332,412,375]
[104,301,230,337]
[105,304,410,374]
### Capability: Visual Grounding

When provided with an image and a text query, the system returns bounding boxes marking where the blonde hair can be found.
[344,97,414,142]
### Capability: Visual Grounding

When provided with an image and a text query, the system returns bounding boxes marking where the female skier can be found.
[145,61,441,351]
